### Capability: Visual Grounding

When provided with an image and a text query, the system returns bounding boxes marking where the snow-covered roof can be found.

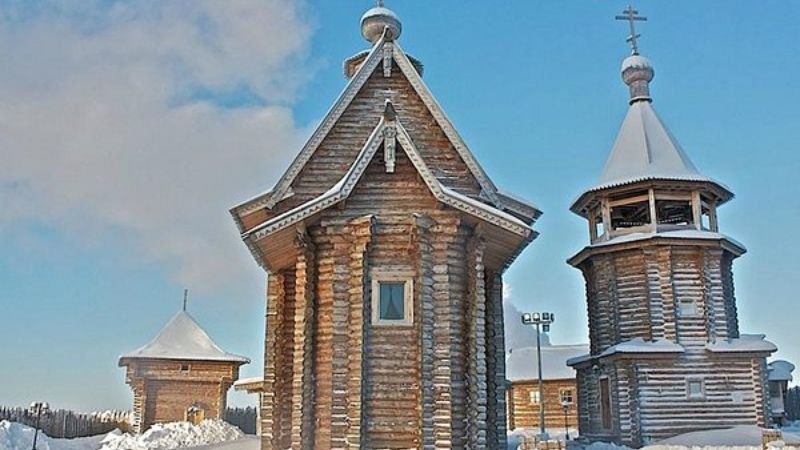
[569,229,747,266]
[568,338,684,366]
[506,344,588,382]
[233,377,264,392]
[592,229,744,250]
[119,311,250,364]
[706,334,777,354]
[590,101,722,192]
[768,360,795,382]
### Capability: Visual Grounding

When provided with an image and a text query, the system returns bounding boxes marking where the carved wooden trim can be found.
[245,119,534,249]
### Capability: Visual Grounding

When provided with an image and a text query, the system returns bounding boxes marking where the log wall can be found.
[124,360,239,433]
[574,241,771,447]
[507,379,579,431]
[259,147,511,448]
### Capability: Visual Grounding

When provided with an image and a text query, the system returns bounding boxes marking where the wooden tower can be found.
[230,4,540,449]
[119,311,249,433]
[567,9,776,447]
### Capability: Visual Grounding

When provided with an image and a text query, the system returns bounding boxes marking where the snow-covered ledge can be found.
[567,338,684,366]
[706,334,777,353]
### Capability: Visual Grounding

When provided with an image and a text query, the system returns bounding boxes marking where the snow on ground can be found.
[646,425,800,449]
[182,437,258,450]
[507,427,580,450]
[0,419,245,450]
[0,421,106,450]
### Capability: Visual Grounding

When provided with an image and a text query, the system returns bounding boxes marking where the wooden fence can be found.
[225,407,257,435]
[0,406,131,438]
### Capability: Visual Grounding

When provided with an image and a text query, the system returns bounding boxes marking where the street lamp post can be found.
[29,402,49,450]
[521,311,554,441]
[562,401,571,441]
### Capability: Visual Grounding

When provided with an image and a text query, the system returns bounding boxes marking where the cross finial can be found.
[376,0,384,6]
[183,289,188,312]
[615,5,647,55]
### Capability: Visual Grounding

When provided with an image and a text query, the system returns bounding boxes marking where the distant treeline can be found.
[786,386,800,422]
[0,406,131,438]
[0,405,257,438]
[225,406,257,435]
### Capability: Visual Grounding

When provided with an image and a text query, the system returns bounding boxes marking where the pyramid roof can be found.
[119,311,249,364]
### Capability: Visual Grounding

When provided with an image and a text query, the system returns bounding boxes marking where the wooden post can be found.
[648,189,658,232]
[601,198,612,241]
[709,199,719,232]
[691,191,703,230]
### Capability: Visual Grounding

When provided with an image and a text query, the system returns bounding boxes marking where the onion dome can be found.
[361,4,402,43]
[621,54,654,104]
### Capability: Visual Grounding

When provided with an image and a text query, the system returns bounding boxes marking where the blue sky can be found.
[1,1,798,411]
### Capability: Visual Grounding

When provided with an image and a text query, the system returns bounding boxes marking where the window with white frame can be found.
[529,390,541,404]
[687,378,705,399]
[678,299,699,318]
[371,271,413,326]
[560,388,574,405]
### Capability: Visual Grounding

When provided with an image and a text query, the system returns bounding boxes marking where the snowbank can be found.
[99,420,243,450]
[0,419,243,450]
[644,425,800,450]
[0,420,106,450]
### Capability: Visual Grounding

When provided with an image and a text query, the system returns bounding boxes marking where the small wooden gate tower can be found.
[231,4,540,449]
[119,310,249,433]
[567,9,776,446]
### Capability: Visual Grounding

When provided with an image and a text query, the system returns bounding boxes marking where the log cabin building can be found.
[230,4,540,449]
[119,311,249,433]
[506,344,588,432]
[767,360,795,427]
[567,11,777,447]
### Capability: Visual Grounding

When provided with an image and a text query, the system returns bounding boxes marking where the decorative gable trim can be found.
[231,37,540,228]
[231,36,388,221]
[242,116,534,250]
[391,42,500,205]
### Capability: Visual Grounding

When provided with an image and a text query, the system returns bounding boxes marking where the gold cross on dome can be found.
[615,5,647,55]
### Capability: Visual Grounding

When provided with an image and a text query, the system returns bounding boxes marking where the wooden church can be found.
[566,8,777,447]
[230,3,540,449]
[119,310,249,433]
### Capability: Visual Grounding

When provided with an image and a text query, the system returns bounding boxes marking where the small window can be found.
[180,364,190,373]
[529,390,541,404]
[379,282,405,320]
[371,272,413,326]
[678,299,699,318]
[560,388,574,405]
[687,379,705,399]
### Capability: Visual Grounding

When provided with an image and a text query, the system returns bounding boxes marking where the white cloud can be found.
[503,281,550,350]
[0,0,314,292]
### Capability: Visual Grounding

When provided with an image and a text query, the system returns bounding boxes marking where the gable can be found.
[232,38,539,232]
[278,57,482,216]
[241,115,535,272]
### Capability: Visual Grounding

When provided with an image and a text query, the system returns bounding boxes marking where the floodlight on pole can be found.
[29,402,49,450]
[521,311,555,441]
